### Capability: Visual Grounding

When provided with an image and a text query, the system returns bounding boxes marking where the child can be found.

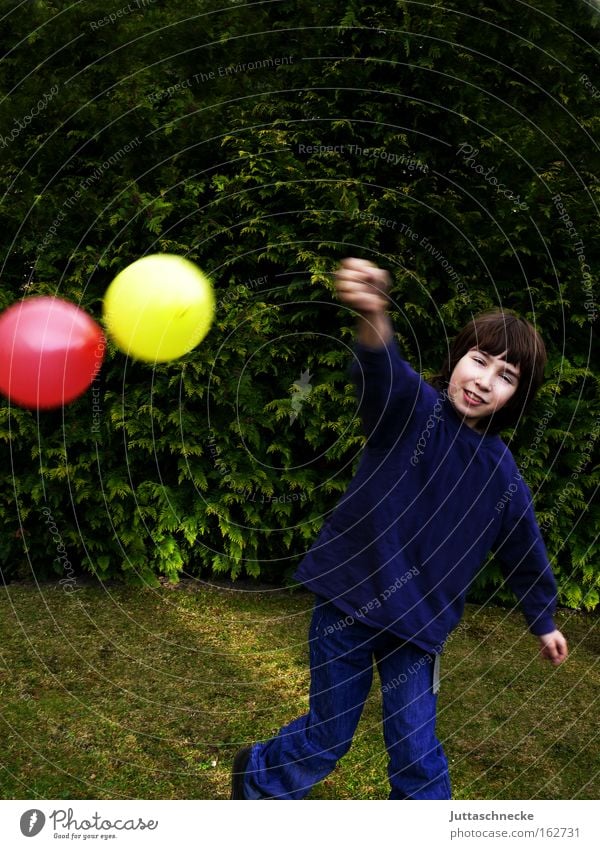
[231,257,568,800]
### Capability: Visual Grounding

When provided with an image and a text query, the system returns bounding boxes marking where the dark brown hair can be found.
[429,309,547,434]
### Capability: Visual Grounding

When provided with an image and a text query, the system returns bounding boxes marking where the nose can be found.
[476,370,492,391]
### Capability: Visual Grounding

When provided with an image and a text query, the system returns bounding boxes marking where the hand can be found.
[537,629,568,666]
[334,257,391,315]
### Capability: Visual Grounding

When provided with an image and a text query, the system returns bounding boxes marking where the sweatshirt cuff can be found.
[352,337,397,358]
[527,613,556,637]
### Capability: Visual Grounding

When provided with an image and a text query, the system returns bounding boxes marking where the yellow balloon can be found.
[103,254,215,362]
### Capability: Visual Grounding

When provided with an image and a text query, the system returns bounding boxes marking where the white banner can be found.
[0,799,598,848]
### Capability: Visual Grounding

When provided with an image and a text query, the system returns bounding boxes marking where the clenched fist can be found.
[335,257,391,316]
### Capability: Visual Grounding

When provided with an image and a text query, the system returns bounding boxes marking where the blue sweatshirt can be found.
[293,337,558,655]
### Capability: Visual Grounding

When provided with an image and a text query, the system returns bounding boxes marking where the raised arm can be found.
[333,257,428,447]
[334,257,393,348]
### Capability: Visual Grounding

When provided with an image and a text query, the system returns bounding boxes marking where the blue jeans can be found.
[243,596,452,799]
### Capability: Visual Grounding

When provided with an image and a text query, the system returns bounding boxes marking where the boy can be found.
[231,257,568,800]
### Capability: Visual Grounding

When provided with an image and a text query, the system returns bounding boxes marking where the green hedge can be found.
[0,1,598,611]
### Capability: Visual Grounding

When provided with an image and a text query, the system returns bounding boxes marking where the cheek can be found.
[448,373,463,395]
[450,362,468,384]
[497,383,517,406]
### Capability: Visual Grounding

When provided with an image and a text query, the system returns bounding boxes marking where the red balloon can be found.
[0,296,105,409]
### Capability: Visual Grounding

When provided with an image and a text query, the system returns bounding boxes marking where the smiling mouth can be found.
[463,389,485,406]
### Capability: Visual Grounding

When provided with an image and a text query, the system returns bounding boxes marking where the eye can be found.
[472,356,485,365]
[501,373,514,384]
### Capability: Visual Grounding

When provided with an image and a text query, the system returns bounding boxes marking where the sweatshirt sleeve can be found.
[491,476,557,637]
[348,336,424,448]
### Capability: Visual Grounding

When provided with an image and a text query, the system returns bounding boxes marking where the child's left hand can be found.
[537,629,568,665]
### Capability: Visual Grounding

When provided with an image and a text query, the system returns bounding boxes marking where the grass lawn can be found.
[0,579,598,800]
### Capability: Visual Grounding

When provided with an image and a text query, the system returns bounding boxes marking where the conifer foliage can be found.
[0,2,598,610]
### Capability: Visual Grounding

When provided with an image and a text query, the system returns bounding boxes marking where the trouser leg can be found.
[243,598,375,799]
[375,640,452,800]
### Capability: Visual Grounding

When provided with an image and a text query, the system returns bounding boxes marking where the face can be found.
[448,347,520,430]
